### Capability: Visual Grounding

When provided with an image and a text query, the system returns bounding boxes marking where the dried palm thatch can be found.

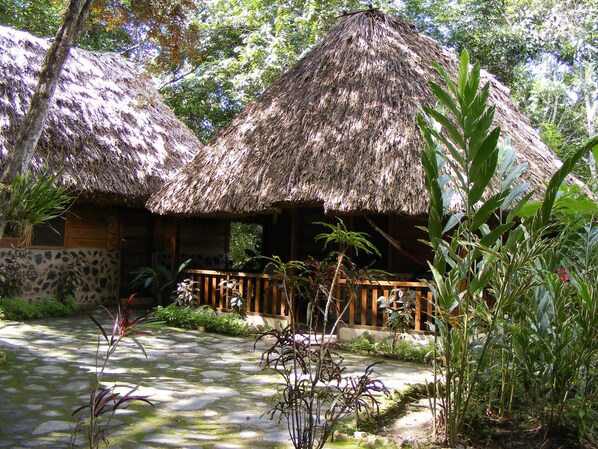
[148,9,566,217]
[0,25,201,207]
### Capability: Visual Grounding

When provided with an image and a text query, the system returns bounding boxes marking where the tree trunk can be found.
[0,0,95,241]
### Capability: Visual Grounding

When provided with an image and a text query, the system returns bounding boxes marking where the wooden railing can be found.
[183,269,433,332]
[184,269,289,318]
[337,280,433,332]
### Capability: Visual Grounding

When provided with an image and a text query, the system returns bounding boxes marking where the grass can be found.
[340,332,434,365]
[0,296,78,321]
[153,303,252,337]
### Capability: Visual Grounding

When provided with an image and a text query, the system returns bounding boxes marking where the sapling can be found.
[257,220,390,449]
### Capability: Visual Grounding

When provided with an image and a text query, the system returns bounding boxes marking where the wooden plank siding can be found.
[183,269,434,331]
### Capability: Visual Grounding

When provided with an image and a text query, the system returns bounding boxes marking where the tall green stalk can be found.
[418,50,597,445]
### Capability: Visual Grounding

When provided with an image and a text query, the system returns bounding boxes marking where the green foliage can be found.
[341,333,434,365]
[418,50,597,446]
[518,184,598,219]
[228,222,263,270]
[0,0,62,37]
[0,296,78,321]
[130,259,191,306]
[4,172,72,244]
[154,303,251,337]
[377,289,417,350]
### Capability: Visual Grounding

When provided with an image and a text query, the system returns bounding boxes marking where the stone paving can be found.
[0,313,430,448]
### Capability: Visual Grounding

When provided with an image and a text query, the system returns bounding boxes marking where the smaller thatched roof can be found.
[148,9,568,217]
[0,26,202,207]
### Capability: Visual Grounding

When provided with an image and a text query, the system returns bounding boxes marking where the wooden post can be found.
[361,287,367,326]
[415,289,422,331]
[255,279,262,314]
[371,285,378,327]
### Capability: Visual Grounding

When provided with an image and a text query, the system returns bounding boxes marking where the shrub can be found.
[0,296,78,321]
[341,333,434,365]
[154,303,251,337]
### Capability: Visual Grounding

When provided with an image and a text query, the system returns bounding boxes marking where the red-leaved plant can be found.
[70,295,155,449]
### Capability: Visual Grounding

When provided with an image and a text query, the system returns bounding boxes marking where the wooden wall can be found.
[64,204,119,250]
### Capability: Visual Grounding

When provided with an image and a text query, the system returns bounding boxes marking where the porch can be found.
[184,269,434,335]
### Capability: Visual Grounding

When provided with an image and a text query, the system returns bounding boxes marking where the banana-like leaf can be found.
[500,162,528,191]
[422,105,464,149]
[462,62,481,109]
[457,49,470,98]
[471,192,507,231]
[500,182,530,211]
[429,82,462,124]
[540,136,598,226]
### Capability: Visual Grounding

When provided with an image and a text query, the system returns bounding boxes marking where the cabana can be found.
[0,26,227,306]
[147,10,566,332]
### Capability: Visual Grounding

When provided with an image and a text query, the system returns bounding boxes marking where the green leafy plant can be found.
[173,278,199,307]
[154,303,251,336]
[71,295,155,449]
[228,222,263,270]
[418,49,598,445]
[129,258,191,306]
[341,333,434,365]
[218,279,247,318]
[4,171,72,245]
[0,296,78,320]
[258,220,390,449]
[377,288,417,351]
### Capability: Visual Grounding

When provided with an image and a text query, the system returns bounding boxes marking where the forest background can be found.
[1,0,596,186]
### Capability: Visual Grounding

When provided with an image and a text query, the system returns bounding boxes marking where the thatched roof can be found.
[0,25,201,207]
[148,9,565,217]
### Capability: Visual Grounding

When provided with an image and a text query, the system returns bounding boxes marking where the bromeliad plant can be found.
[4,171,72,245]
[418,49,598,445]
[257,220,389,449]
[71,295,155,449]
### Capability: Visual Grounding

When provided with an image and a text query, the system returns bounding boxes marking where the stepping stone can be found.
[203,386,239,397]
[239,363,262,373]
[169,397,217,410]
[143,434,188,445]
[200,370,229,379]
[264,430,292,443]
[34,365,68,375]
[32,420,72,435]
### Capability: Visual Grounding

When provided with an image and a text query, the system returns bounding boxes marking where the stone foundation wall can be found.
[0,248,120,307]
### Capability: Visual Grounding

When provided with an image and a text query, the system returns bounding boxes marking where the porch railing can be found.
[183,269,433,332]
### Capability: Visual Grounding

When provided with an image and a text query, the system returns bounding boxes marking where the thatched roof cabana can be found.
[148,9,565,217]
[0,25,201,207]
